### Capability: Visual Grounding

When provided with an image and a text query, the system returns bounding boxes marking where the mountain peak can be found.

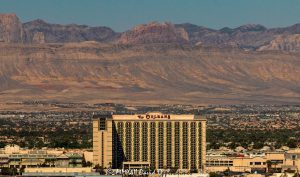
[235,24,267,32]
[118,22,189,44]
[0,13,23,43]
[28,19,48,25]
[0,13,18,18]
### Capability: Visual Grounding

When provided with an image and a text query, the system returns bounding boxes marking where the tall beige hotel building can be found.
[93,112,206,171]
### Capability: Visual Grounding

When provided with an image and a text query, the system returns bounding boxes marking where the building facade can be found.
[93,113,206,171]
[0,146,84,168]
[206,151,291,173]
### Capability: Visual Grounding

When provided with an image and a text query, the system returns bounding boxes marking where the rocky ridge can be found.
[258,34,300,52]
[118,22,189,44]
[0,14,23,43]
[2,14,300,52]
[22,19,119,43]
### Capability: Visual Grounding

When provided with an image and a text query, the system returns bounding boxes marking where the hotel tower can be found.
[93,112,206,171]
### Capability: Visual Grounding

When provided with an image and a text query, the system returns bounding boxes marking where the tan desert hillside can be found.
[1,42,300,105]
[1,14,300,105]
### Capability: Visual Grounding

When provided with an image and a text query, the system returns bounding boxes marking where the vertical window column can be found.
[158,122,164,169]
[174,122,180,169]
[166,122,172,168]
[182,122,188,169]
[142,122,148,161]
[125,122,132,161]
[198,122,202,170]
[150,122,156,168]
[134,122,140,161]
[190,122,196,170]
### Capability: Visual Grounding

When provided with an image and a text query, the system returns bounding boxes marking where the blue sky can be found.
[1,0,300,32]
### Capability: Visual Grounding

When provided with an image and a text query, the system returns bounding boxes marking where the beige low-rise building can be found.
[282,149,300,172]
[0,146,85,168]
[207,151,286,173]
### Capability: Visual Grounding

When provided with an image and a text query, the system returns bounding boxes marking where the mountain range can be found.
[2,14,300,51]
[1,13,300,106]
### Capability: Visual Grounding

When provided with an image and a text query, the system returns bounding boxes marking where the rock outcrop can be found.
[177,23,274,49]
[0,14,23,43]
[258,34,300,52]
[32,31,45,44]
[2,13,300,52]
[118,22,189,44]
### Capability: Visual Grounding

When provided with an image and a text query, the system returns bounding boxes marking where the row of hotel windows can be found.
[113,121,203,169]
[206,161,285,167]
[206,160,233,167]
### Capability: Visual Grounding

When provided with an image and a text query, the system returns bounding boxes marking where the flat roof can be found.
[111,112,206,121]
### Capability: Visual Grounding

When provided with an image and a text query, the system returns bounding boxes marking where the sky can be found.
[1,0,300,32]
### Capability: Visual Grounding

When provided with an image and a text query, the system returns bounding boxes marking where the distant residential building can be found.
[4,144,20,154]
[282,148,300,172]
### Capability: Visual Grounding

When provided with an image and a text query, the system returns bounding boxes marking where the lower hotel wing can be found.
[93,112,206,171]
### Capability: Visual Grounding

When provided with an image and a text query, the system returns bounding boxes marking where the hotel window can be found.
[117,122,124,143]
[190,122,196,169]
[150,122,156,167]
[166,122,172,168]
[117,122,124,164]
[158,122,164,169]
[134,122,140,161]
[125,122,132,161]
[198,122,202,169]
[142,122,148,161]
[182,122,188,169]
[99,118,106,130]
[174,122,180,168]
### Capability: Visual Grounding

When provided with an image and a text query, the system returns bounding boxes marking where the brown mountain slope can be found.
[1,43,300,105]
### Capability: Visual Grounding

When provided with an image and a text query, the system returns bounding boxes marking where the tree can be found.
[94,164,105,175]
[274,161,279,173]
[209,172,219,177]
[253,141,264,149]
[229,142,237,149]
[0,142,5,148]
[82,154,87,167]
[287,139,297,148]
[86,161,92,167]
[190,169,198,173]
[169,166,179,174]
[280,172,288,177]
[266,160,272,173]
